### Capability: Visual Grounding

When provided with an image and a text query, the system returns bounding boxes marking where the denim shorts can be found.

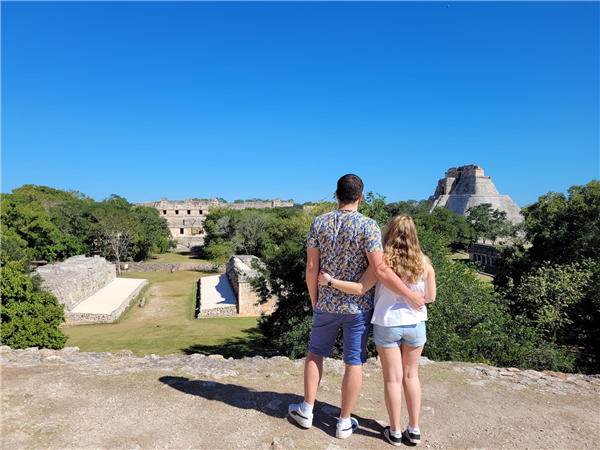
[373,321,427,348]
[309,308,373,365]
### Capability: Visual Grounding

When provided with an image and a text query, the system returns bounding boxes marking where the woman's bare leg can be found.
[376,344,403,432]
[401,343,424,429]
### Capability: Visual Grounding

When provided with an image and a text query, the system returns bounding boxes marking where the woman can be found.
[318,215,436,446]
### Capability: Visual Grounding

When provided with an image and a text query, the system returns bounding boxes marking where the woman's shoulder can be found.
[421,254,432,280]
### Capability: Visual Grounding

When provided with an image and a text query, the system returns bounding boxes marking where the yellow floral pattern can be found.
[307,210,382,313]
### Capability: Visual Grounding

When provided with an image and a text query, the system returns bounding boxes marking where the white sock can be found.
[338,417,352,429]
[390,428,402,438]
[300,401,313,416]
[408,425,420,434]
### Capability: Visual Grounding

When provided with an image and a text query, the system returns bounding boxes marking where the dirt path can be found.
[2,347,598,450]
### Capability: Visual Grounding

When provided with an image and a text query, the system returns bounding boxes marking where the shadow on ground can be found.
[158,376,392,441]
[180,327,274,359]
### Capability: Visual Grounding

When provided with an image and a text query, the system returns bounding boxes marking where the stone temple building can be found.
[136,197,294,250]
[429,165,522,224]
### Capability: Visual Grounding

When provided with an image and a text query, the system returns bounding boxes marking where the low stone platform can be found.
[66,278,148,325]
[198,274,237,318]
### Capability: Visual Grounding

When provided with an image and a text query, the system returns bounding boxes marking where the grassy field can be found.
[147,251,210,264]
[63,270,271,358]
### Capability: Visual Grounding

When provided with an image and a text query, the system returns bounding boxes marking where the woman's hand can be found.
[318,270,332,286]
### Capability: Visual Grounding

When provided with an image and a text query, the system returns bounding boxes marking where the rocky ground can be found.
[1,346,599,450]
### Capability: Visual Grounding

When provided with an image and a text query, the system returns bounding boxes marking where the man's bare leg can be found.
[304,351,323,405]
[340,363,362,419]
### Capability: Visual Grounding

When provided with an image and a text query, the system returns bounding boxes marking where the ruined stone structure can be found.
[136,197,294,251]
[468,243,499,267]
[33,255,147,325]
[430,165,522,224]
[34,255,116,311]
[225,255,277,317]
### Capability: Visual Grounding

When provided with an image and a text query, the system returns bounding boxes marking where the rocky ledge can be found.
[1,346,598,397]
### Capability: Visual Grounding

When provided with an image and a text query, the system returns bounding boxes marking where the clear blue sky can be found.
[2,1,598,206]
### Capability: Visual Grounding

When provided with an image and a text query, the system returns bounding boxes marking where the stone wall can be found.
[197,306,238,318]
[120,262,224,272]
[226,256,276,317]
[34,256,116,311]
[173,236,205,252]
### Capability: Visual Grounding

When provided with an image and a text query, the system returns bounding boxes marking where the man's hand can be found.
[367,251,425,312]
[407,291,425,312]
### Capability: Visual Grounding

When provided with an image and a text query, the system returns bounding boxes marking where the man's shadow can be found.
[158,376,403,441]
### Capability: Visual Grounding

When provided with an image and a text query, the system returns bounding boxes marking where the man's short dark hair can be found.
[336,174,364,205]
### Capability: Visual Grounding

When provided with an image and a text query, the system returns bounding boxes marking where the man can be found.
[288,174,425,439]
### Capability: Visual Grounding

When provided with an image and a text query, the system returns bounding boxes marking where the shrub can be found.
[0,252,67,350]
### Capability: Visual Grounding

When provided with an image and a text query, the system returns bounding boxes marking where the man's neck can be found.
[338,201,360,211]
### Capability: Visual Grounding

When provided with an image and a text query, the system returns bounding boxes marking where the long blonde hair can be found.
[383,215,425,285]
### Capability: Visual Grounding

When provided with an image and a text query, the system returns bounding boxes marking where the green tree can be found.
[466,203,514,243]
[495,180,600,371]
[522,180,600,265]
[385,199,434,217]
[413,208,474,248]
[0,252,68,350]
[12,184,76,211]
[131,206,177,261]
[0,224,31,263]
[1,193,86,263]
[358,191,389,227]
[512,262,592,340]
[204,241,236,271]
[94,208,141,274]
[251,213,314,350]
[234,211,270,255]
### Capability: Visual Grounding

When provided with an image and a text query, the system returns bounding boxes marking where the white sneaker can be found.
[336,417,359,439]
[288,403,313,429]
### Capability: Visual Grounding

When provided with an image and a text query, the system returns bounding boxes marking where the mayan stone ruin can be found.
[136,197,294,250]
[226,255,277,317]
[429,164,523,224]
[34,255,116,311]
[195,256,276,318]
[33,255,148,325]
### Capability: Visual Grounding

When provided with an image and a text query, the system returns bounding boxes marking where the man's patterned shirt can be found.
[307,210,383,314]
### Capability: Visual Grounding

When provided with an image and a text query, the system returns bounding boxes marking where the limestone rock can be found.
[270,437,294,450]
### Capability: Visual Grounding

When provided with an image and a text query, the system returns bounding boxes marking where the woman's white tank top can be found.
[371,262,428,327]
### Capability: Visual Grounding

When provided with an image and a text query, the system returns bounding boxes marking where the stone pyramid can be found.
[429,165,523,224]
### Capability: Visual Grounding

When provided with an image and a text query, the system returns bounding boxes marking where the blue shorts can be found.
[373,322,427,348]
[308,308,373,365]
